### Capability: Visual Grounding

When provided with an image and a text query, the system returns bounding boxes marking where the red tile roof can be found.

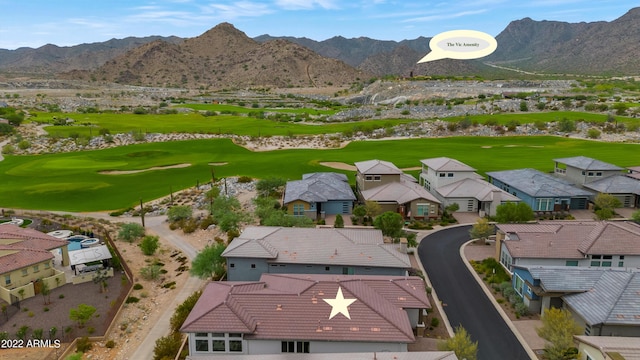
[181,274,430,343]
[0,224,68,274]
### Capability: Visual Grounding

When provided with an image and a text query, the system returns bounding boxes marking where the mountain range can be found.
[1,7,639,89]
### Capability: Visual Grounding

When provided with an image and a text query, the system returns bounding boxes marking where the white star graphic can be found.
[323,287,357,320]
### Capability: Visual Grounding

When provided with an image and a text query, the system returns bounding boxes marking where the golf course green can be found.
[0,135,637,211]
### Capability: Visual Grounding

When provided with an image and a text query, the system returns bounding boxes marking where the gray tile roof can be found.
[181,274,430,343]
[519,266,607,292]
[420,157,476,172]
[222,226,411,269]
[487,168,594,197]
[283,172,356,204]
[553,156,623,171]
[355,159,402,175]
[583,174,640,195]
[563,270,640,326]
[436,177,520,202]
[360,179,440,205]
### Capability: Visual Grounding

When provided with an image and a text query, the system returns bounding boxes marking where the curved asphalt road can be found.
[418,225,531,360]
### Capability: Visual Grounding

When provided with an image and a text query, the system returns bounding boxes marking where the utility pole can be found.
[139,198,145,228]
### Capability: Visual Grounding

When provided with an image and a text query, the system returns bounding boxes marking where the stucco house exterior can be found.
[495,220,640,272]
[283,173,356,220]
[181,273,431,356]
[0,224,69,303]
[487,168,594,211]
[418,157,520,216]
[553,156,624,186]
[222,226,411,281]
[511,265,640,337]
[575,335,640,360]
[354,159,440,219]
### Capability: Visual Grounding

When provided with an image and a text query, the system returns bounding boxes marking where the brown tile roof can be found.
[354,160,402,175]
[498,221,640,259]
[360,178,441,205]
[0,224,68,274]
[223,227,411,269]
[181,274,430,343]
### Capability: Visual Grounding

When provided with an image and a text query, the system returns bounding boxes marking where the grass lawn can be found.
[0,136,637,212]
[35,112,416,138]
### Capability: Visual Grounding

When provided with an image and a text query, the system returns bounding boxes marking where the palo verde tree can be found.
[118,222,145,243]
[469,218,495,241]
[536,307,581,360]
[374,211,404,239]
[495,202,534,223]
[593,193,621,220]
[438,325,478,360]
[69,304,97,328]
[190,242,227,280]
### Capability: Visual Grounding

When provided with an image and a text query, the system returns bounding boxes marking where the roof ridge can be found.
[578,222,608,254]
[341,280,415,341]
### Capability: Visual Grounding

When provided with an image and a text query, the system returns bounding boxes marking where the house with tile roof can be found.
[282,173,356,220]
[222,226,411,281]
[419,157,520,217]
[575,335,640,359]
[487,168,594,211]
[553,156,640,209]
[0,224,69,303]
[185,351,458,360]
[495,220,640,273]
[553,156,624,186]
[181,273,431,356]
[511,266,640,337]
[355,159,440,219]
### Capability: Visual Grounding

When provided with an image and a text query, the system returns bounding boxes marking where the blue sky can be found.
[0,0,635,50]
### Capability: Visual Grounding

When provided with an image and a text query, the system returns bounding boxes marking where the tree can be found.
[69,304,96,328]
[167,205,193,222]
[594,193,621,220]
[374,211,404,238]
[140,235,160,256]
[353,205,367,219]
[469,218,495,241]
[536,308,581,360]
[92,268,109,293]
[334,214,344,228]
[556,118,576,133]
[495,202,534,223]
[256,176,286,197]
[118,223,145,242]
[153,333,183,360]
[438,325,478,360]
[41,281,51,305]
[632,210,640,223]
[170,290,203,332]
[364,200,382,218]
[211,195,247,232]
[191,243,227,280]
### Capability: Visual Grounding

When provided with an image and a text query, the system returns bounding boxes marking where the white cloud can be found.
[274,0,339,10]
[403,9,488,23]
[202,1,273,18]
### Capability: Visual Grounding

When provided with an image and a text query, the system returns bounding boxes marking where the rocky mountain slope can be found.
[63,23,368,89]
[1,7,639,84]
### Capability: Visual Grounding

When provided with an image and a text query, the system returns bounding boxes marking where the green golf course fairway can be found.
[0,136,637,211]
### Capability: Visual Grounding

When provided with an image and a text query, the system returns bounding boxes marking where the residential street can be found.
[418,225,532,360]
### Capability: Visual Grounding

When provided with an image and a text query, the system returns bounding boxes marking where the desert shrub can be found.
[515,302,529,317]
[237,176,253,183]
[133,283,143,290]
[140,265,162,281]
[430,317,440,327]
[76,337,93,352]
[126,296,140,304]
[106,340,116,348]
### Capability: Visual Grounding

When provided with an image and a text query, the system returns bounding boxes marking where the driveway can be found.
[418,225,531,360]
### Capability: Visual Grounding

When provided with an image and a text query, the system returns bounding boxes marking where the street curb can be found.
[460,240,538,360]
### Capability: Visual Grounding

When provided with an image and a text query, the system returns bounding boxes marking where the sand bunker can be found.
[319,162,356,171]
[208,162,228,166]
[100,163,191,175]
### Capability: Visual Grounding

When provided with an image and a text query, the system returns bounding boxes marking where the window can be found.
[293,204,305,216]
[325,266,330,271]
[4,275,10,285]
[590,261,600,267]
[282,341,309,353]
[250,264,256,269]
[514,274,524,296]
[588,172,595,177]
[535,198,554,211]
[33,265,39,272]
[373,175,381,181]
[44,262,50,269]
[565,260,578,266]
[194,333,243,354]
[439,173,445,177]
[342,267,354,275]
[447,173,454,177]
[21,269,28,276]
[619,261,625,267]
[596,172,602,177]
[365,175,373,181]
[230,263,235,268]
[601,261,612,267]
[416,203,430,216]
